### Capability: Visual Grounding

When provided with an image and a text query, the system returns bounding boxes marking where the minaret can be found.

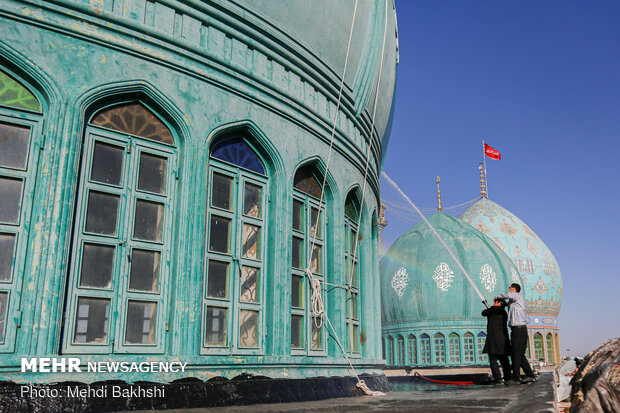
[479,162,487,198]
[378,203,388,254]
[436,176,442,212]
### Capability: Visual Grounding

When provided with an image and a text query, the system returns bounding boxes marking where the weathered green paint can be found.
[0,0,398,383]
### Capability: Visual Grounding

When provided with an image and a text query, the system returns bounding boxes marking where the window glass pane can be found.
[291,275,304,308]
[0,69,41,112]
[125,301,157,344]
[293,167,321,198]
[207,260,228,298]
[311,245,321,274]
[291,314,303,349]
[84,191,119,235]
[351,324,359,352]
[91,102,173,144]
[133,200,164,242]
[291,237,303,268]
[347,293,358,319]
[0,233,16,281]
[209,216,230,253]
[345,195,358,221]
[79,243,115,288]
[211,173,232,210]
[292,200,303,231]
[0,121,30,169]
[0,176,22,224]
[73,297,110,344]
[239,309,258,348]
[205,306,227,346]
[310,208,321,238]
[137,152,167,194]
[211,139,265,175]
[242,223,260,259]
[90,141,124,186]
[243,183,261,218]
[311,317,322,350]
[129,249,160,292]
[0,291,7,342]
[240,266,259,303]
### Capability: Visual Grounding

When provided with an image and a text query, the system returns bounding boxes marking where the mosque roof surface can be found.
[460,198,562,319]
[381,213,523,327]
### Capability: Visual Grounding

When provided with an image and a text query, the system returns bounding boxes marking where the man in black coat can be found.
[482,298,511,383]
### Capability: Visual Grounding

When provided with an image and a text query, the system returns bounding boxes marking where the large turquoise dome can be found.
[380,213,523,367]
[460,198,563,323]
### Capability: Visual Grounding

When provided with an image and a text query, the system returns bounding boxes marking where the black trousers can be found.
[489,354,511,382]
[510,325,534,380]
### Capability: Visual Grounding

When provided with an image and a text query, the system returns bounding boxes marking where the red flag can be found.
[484,143,501,160]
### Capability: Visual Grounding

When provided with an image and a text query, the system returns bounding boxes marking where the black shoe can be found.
[504,379,519,385]
[520,377,536,384]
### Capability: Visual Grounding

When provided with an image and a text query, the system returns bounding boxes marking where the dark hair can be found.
[510,283,521,293]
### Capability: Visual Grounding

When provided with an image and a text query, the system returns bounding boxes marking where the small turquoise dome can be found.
[381,213,523,328]
[460,198,563,324]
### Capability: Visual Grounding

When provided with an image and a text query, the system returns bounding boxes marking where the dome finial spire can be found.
[436,176,443,212]
[479,162,487,198]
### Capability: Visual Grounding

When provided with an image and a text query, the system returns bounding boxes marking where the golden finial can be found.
[479,162,487,198]
[436,176,442,212]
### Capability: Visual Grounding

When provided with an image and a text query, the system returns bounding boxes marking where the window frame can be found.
[202,151,267,356]
[0,108,43,353]
[344,193,361,356]
[62,123,177,355]
[290,186,327,357]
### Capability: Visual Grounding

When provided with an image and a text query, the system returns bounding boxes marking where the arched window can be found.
[555,333,560,364]
[477,332,488,362]
[546,333,555,365]
[387,336,395,365]
[204,138,267,353]
[63,100,178,354]
[463,332,475,363]
[434,333,445,364]
[344,190,361,353]
[407,334,417,365]
[448,333,460,364]
[397,335,405,365]
[0,68,43,352]
[534,332,544,362]
[420,334,431,364]
[291,165,326,354]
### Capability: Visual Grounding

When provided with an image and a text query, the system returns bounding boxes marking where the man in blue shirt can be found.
[496,283,536,384]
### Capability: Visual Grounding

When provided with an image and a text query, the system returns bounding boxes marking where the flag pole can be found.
[482,139,488,198]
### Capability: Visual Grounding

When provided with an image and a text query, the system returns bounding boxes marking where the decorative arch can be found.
[206,120,284,178]
[387,335,395,365]
[434,333,446,364]
[61,81,186,355]
[463,332,475,363]
[533,332,544,362]
[75,80,190,147]
[448,332,460,364]
[407,334,417,365]
[555,333,561,364]
[290,156,337,355]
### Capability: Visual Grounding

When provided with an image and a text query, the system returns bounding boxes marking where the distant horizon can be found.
[382,0,620,358]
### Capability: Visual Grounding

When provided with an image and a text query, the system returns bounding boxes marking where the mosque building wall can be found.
[0,0,398,384]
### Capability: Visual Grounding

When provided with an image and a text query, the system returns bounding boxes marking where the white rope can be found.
[303,0,389,397]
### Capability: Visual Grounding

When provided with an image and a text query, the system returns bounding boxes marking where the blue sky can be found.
[382,1,620,357]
